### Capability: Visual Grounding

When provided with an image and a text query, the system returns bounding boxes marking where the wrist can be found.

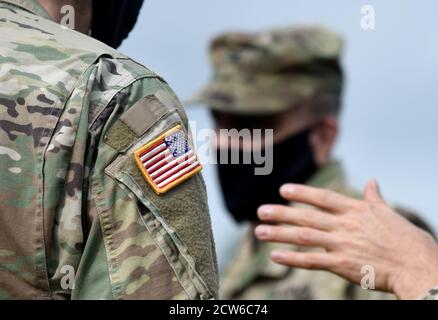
[393,271,438,300]
[391,247,438,299]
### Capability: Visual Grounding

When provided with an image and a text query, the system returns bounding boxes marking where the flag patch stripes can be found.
[134,125,202,195]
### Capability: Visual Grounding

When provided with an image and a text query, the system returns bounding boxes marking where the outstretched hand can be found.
[255,181,438,299]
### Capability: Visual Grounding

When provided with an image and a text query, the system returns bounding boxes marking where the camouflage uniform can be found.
[189,26,433,299]
[188,25,343,115]
[0,0,218,299]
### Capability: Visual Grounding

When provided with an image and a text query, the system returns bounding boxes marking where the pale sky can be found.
[121,0,438,271]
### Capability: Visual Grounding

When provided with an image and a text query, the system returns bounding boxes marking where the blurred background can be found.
[121,0,438,272]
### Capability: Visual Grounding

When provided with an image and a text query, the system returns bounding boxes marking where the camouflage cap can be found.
[188,25,344,115]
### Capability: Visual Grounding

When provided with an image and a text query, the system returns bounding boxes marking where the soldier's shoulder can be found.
[2,5,120,58]
[1,6,160,81]
[37,19,160,81]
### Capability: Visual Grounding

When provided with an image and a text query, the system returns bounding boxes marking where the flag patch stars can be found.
[134,125,202,195]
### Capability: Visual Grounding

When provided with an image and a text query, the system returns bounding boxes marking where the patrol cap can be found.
[188,25,344,115]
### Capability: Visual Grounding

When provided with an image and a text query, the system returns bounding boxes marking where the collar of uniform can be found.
[221,161,349,298]
[307,161,346,190]
[0,0,52,20]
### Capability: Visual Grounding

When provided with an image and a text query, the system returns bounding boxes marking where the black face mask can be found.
[216,129,318,223]
[91,0,145,48]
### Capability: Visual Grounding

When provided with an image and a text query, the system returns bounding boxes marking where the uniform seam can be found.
[88,73,162,132]
[91,182,119,300]
[134,204,192,299]
[39,61,99,296]
[119,171,214,299]
[134,203,193,299]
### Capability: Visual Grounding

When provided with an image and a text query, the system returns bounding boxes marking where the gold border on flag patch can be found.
[134,125,202,195]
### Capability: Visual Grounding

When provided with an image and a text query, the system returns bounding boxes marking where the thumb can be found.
[364,179,384,203]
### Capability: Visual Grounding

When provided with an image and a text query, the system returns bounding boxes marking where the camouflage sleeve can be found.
[71,66,218,300]
[419,287,438,300]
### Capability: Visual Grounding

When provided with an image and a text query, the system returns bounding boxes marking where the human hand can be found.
[255,181,438,299]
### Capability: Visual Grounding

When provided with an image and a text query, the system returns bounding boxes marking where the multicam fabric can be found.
[0,0,218,300]
[188,25,344,115]
[220,162,432,300]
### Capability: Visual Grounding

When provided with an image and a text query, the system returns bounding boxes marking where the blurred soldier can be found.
[189,25,431,299]
[0,0,217,299]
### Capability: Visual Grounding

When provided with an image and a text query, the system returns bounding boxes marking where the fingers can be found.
[270,250,336,270]
[257,205,337,231]
[364,180,385,203]
[279,184,361,213]
[255,224,336,248]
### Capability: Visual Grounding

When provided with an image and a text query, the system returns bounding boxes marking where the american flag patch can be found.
[134,125,202,195]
